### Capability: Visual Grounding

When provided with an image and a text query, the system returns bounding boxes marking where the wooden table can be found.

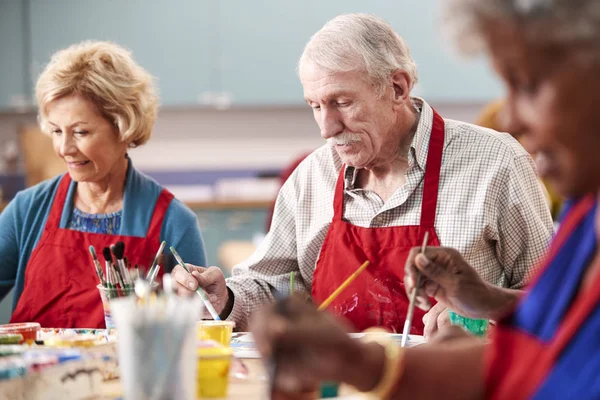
[100,358,357,399]
[100,358,268,399]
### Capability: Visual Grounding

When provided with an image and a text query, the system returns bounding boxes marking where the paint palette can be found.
[230,331,426,360]
[348,332,426,347]
[38,328,116,344]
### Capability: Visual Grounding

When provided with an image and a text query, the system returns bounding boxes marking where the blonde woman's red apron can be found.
[312,110,445,333]
[10,174,172,328]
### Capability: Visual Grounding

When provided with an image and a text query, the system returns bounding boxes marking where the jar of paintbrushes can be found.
[111,277,201,400]
[89,241,164,329]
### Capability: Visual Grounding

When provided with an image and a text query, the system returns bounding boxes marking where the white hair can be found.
[298,13,418,95]
[441,0,600,58]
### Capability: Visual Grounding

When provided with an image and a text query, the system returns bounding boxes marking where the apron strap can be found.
[419,109,445,228]
[44,174,73,231]
[332,109,446,227]
[145,188,175,238]
[333,167,346,222]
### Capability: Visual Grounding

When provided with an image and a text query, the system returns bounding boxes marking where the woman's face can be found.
[485,21,600,198]
[47,94,128,183]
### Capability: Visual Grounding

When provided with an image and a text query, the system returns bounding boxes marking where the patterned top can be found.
[66,208,122,235]
[226,98,555,330]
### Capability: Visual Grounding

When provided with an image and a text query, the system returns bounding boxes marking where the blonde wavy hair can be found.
[36,41,158,147]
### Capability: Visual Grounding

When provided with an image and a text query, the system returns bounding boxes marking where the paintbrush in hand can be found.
[170,246,221,321]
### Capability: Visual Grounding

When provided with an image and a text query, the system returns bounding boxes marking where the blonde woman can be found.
[0,41,206,328]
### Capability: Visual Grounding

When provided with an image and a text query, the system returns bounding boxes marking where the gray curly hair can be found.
[442,0,600,58]
[299,13,419,95]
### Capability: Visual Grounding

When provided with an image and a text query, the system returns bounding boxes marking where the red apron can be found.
[312,110,445,333]
[10,174,173,328]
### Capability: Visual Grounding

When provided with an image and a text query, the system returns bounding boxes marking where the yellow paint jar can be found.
[197,345,233,398]
[196,321,235,346]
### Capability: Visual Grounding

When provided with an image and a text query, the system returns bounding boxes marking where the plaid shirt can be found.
[226,99,554,330]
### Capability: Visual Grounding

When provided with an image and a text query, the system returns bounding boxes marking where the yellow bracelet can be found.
[360,328,405,400]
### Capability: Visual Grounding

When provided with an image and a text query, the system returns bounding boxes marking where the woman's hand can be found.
[251,296,386,394]
[404,247,508,320]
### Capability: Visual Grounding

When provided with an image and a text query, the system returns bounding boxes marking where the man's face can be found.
[300,64,399,169]
[486,21,600,198]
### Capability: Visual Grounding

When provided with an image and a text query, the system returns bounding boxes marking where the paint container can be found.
[448,311,489,336]
[197,345,233,398]
[196,321,235,346]
[44,334,99,348]
[0,322,41,344]
[0,334,23,345]
[97,284,134,329]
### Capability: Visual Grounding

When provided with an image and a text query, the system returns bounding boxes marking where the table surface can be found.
[101,358,270,399]
[101,358,363,399]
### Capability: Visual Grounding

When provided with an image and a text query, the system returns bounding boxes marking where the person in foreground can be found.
[0,41,206,328]
[251,0,600,398]
[174,13,553,336]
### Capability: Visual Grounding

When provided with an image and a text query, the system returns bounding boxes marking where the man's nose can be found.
[319,108,344,139]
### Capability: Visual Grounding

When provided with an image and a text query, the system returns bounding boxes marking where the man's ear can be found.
[390,69,412,102]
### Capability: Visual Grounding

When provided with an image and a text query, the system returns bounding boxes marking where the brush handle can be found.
[401,232,429,347]
[317,260,370,311]
[147,241,166,280]
[401,272,421,347]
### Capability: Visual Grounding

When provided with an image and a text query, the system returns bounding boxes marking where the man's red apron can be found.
[312,110,445,334]
[10,174,172,328]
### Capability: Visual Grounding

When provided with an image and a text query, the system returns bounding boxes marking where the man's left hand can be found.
[422,302,451,341]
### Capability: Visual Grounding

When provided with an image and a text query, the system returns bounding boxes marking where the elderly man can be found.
[174,13,553,334]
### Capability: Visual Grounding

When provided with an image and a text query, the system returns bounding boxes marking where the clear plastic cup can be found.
[197,345,233,398]
[97,284,134,329]
[112,296,200,400]
[196,321,235,346]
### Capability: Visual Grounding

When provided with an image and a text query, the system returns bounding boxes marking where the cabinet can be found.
[29,0,215,107]
[194,207,268,274]
[216,1,312,106]
[0,0,503,112]
[0,0,28,110]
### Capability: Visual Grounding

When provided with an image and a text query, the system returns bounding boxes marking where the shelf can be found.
[186,199,272,210]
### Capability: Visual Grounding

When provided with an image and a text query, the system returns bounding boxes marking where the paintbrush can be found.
[401,231,429,347]
[289,271,295,295]
[146,241,166,285]
[112,242,131,287]
[148,255,164,286]
[104,247,125,296]
[169,246,221,321]
[102,247,118,297]
[133,264,140,281]
[88,246,106,286]
[317,260,370,311]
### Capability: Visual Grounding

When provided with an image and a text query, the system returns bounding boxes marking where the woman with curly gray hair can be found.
[0,41,206,328]
[250,1,600,398]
